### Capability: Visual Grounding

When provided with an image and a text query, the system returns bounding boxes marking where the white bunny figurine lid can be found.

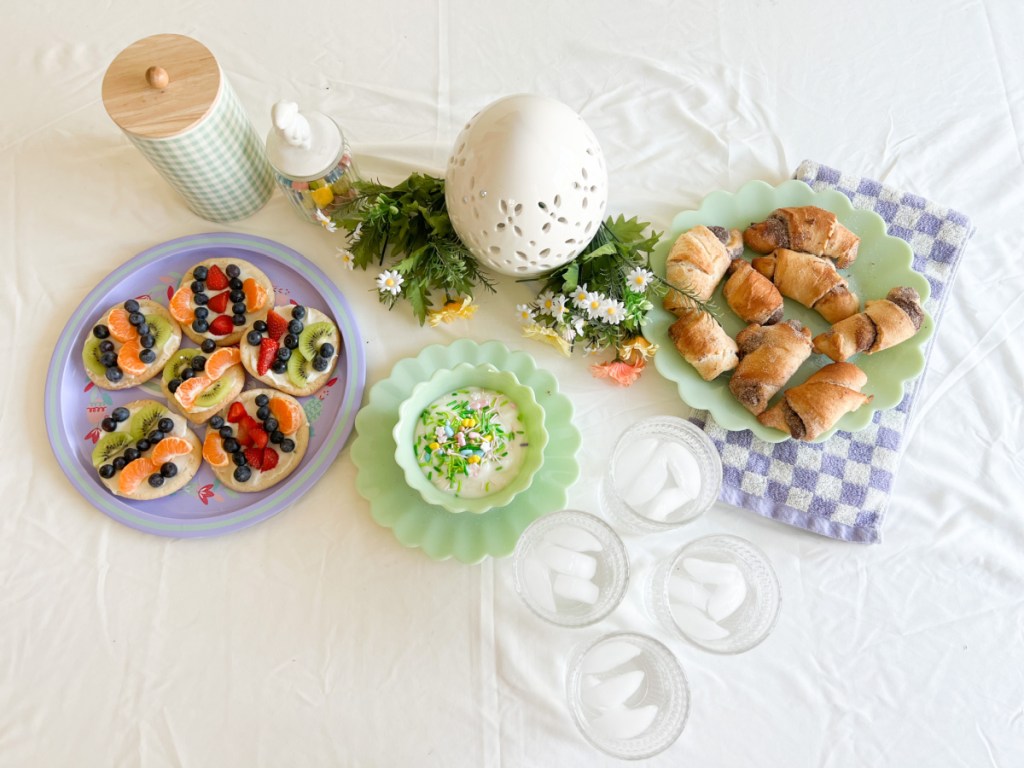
[266,100,344,181]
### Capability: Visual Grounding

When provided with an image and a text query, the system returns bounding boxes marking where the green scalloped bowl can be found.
[393,363,549,514]
[648,179,933,443]
[352,340,581,563]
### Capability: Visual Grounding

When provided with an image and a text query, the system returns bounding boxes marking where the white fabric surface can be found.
[3,1,1022,765]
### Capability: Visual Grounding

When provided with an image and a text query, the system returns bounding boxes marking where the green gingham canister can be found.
[102,34,274,223]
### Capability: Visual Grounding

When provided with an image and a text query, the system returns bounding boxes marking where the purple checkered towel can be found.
[690,160,974,543]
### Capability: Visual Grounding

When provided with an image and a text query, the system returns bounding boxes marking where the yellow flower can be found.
[521,321,571,356]
[618,336,658,366]
[427,296,478,327]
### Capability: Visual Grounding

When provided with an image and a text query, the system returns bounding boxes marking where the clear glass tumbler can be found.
[600,416,722,534]
[566,631,690,759]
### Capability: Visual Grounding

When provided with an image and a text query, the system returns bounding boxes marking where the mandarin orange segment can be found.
[151,436,193,464]
[269,396,304,435]
[117,338,148,375]
[118,457,157,494]
[107,308,139,342]
[204,347,241,380]
[243,277,268,313]
[169,286,195,324]
[202,432,230,468]
[173,374,212,409]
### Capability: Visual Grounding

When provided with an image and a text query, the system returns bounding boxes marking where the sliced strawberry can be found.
[236,414,259,446]
[244,447,264,470]
[227,402,247,423]
[206,290,230,314]
[208,315,235,336]
[249,426,269,449]
[266,309,288,342]
[261,447,279,471]
[257,338,279,376]
[205,264,229,290]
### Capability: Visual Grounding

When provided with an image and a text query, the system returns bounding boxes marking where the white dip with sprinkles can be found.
[413,387,527,498]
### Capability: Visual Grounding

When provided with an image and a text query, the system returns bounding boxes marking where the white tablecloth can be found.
[3,1,1022,765]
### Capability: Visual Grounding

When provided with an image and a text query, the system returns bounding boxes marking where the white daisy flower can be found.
[536,290,557,317]
[336,248,355,270]
[571,314,586,337]
[551,294,568,320]
[315,209,338,233]
[376,269,404,295]
[515,303,535,323]
[584,291,606,320]
[599,298,627,325]
[626,267,655,293]
[571,283,590,309]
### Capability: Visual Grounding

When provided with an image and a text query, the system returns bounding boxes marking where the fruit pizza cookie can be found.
[240,304,341,397]
[202,389,309,492]
[169,258,274,347]
[82,299,181,390]
[160,345,246,424]
[91,400,202,500]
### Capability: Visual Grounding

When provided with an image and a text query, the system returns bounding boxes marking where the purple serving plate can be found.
[44,232,366,537]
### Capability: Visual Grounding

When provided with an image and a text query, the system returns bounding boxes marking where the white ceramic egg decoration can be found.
[445,94,608,277]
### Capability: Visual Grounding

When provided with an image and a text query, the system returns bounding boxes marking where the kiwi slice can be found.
[129,402,169,440]
[297,321,338,362]
[287,352,315,387]
[194,376,233,408]
[92,432,133,468]
[146,313,174,348]
[162,349,196,385]
[82,336,108,378]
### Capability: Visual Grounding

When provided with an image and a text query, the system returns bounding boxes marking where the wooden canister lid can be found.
[102,33,222,139]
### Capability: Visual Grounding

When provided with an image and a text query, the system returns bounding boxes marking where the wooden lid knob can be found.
[102,34,222,139]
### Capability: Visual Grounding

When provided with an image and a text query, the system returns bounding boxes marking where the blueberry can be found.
[100,351,118,368]
[280,438,295,453]
[190,280,206,293]
[247,330,262,346]
[191,355,206,372]
[112,457,127,471]
[124,448,141,462]
[140,334,155,349]
[139,349,156,364]
[123,299,140,313]
[270,430,284,444]
[160,462,178,478]
[231,302,247,315]
[283,334,298,350]
[194,293,209,306]
[288,319,304,335]
[98,464,115,479]
[313,355,330,372]
[263,417,279,433]
[223,437,240,453]
[101,417,117,432]
[219,426,234,440]
[193,266,208,280]
[148,473,164,488]
[194,307,209,320]
[192,319,209,333]
[256,405,270,420]
[128,311,145,326]
[319,342,335,358]
[228,277,243,290]
[167,378,181,393]
[148,430,164,443]
[232,313,247,326]
[271,360,288,375]
[276,347,291,362]
[136,322,151,337]
[201,338,216,353]
[99,340,115,354]
[112,407,130,422]
[233,465,252,482]
[225,264,241,279]
[181,368,195,381]
[135,440,151,453]
[105,367,123,382]
[209,415,225,430]
[229,290,245,304]
[253,320,267,333]
[93,324,110,339]
[291,305,306,320]
[157,418,174,433]
[232,451,248,467]
[254,394,269,407]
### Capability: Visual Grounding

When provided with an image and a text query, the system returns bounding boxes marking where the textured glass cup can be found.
[647,534,781,654]
[513,510,629,627]
[566,632,690,760]
[600,416,722,533]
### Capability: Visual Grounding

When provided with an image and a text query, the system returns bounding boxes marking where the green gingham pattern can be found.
[126,75,274,222]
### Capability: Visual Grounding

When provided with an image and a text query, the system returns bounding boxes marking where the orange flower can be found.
[590,357,646,386]
[618,336,658,366]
